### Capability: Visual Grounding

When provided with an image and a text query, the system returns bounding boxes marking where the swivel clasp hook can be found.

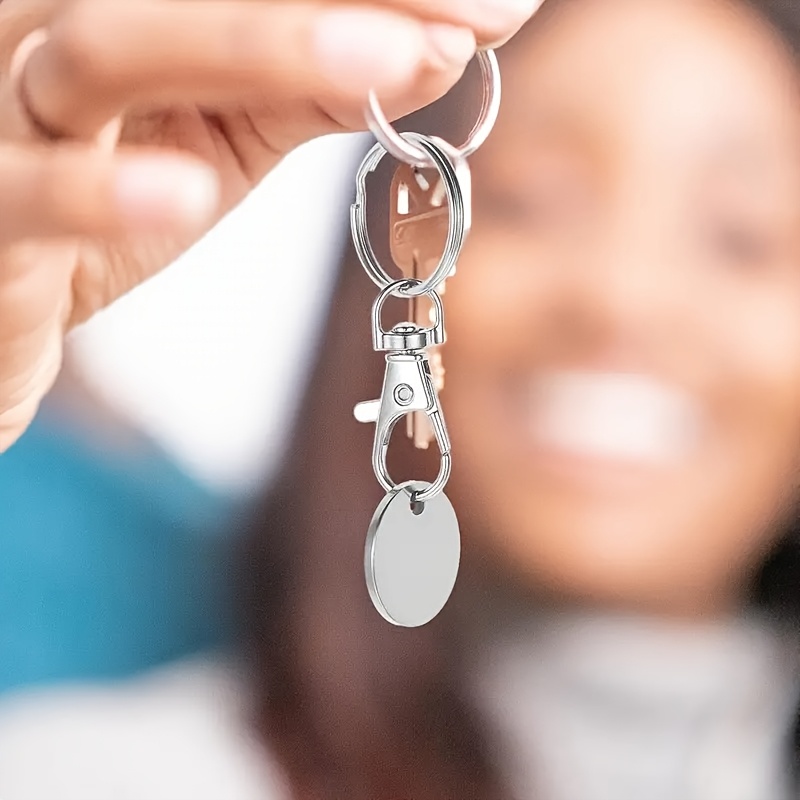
[354,347,451,504]
[371,279,445,352]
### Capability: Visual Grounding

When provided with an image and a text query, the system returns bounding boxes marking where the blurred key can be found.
[390,163,451,449]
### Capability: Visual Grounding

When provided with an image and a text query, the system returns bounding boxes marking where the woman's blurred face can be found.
[444,0,800,616]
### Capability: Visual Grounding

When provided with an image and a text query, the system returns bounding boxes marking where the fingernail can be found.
[424,24,476,68]
[312,9,427,94]
[114,159,220,228]
[476,0,542,20]
[471,0,543,46]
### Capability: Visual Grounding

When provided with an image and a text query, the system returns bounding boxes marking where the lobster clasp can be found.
[371,280,445,352]
[354,351,451,503]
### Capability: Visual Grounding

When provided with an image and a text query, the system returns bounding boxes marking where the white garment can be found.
[0,659,286,800]
[0,616,796,800]
[471,612,800,800]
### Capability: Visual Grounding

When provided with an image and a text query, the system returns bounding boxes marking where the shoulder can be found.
[0,658,288,800]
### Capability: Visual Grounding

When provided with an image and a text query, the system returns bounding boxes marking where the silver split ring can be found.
[351,132,468,298]
[365,49,501,169]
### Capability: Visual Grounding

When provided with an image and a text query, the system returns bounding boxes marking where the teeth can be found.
[530,372,700,466]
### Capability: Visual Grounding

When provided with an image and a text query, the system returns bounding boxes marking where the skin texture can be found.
[444,0,800,617]
[0,0,541,452]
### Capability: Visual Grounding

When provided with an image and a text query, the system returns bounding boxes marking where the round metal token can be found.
[365,481,461,628]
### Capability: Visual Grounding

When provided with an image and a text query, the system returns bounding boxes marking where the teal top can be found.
[0,401,235,696]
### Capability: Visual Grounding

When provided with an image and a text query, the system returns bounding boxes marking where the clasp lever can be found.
[354,348,451,503]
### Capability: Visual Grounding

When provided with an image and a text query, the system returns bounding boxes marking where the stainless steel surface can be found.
[354,349,451,504]
[365,481,461,627]
[371,279,445,352]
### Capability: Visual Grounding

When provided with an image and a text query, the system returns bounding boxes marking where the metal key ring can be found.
[366,49,501,169]
[376,449,452,505]
[351,133,468,298]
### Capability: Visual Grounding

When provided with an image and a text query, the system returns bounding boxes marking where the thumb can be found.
[0,28,121,147]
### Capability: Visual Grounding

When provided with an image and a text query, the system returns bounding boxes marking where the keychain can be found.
[350,52,501,627]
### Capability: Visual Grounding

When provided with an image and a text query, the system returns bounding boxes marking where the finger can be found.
[346,0,544,47]
[0,144,220,249]
[5,26,122,149]
[17,0,479,140]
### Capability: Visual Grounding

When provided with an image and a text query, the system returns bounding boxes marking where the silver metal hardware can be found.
[365,480,461,628]
[365,49,501,169]
[351,134,471,298]
[371,279,445,352]
[351,52,500,626]
[354,348,451,505]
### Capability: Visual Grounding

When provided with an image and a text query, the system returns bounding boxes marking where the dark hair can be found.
[236,3,800,798]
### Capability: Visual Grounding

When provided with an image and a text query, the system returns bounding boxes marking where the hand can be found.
[0,0,541,451]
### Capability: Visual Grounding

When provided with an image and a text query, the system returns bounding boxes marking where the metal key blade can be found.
[390,164,450,449]
[390,164,450,276]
